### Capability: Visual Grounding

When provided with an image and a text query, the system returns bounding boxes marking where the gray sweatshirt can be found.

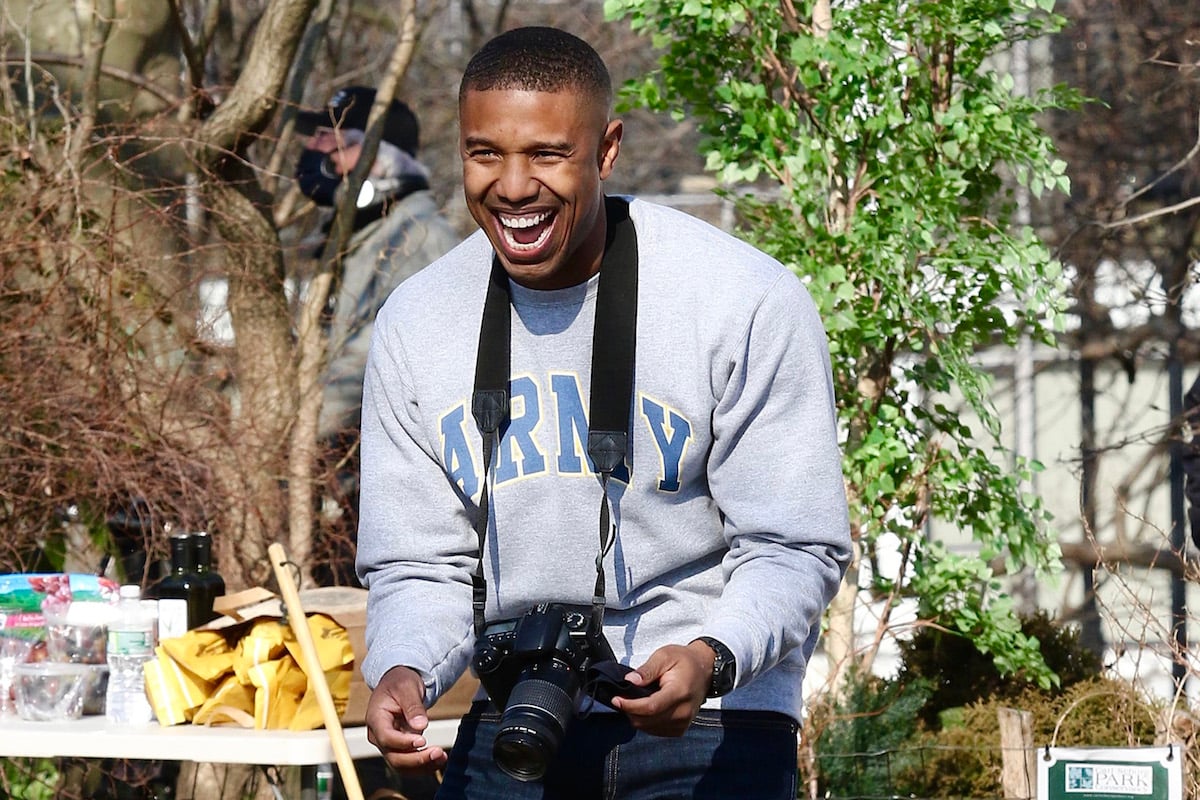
[356,197,851,722]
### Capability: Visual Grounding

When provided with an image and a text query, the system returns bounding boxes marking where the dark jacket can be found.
[1184,374,1200,547]
[319,188,460,440]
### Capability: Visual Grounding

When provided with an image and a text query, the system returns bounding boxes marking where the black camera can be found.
[471,602,654,782]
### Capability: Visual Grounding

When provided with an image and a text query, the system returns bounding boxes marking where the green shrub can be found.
[807,615,1126,799]
[891,677,1162,799]
[804,667,933,799]
[895,611,1102,729]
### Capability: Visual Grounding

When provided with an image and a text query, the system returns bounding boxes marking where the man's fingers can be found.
[368,723,448,774]
[367,723,425,752]
[612,644,710,737]
[382,745,449,773]
[364,666,443,772]
[396,702,429,734]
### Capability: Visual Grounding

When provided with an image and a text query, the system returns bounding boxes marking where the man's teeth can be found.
[502,222,553,251]
[500,211,551,229]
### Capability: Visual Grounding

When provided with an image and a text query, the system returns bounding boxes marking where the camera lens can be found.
[492,661,579,782]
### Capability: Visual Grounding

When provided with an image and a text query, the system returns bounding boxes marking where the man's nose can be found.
[496,158,538,203]
[307,130,337,153]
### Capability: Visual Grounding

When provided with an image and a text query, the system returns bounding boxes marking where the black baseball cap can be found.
[295,86,420,156]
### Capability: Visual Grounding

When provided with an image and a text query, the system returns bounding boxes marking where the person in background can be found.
[295,87,460,800]
[295,85,462,450]
[355,27,852,799]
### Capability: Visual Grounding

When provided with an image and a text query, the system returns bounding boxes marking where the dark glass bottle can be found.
[156,531,200,639]
[190,531,225,626]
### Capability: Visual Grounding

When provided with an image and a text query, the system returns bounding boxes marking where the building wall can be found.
[931,350,1199,700]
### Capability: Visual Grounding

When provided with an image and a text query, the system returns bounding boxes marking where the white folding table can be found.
[0,715,460,799]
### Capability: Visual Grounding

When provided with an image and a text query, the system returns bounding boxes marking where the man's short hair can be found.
[459,27,612,110]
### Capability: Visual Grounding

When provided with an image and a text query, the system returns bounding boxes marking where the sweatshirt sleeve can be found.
[355,306,477,701]
[701,271,852,690]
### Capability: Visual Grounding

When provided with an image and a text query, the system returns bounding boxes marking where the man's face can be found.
[459,88,622,290]
[305,127,362,175]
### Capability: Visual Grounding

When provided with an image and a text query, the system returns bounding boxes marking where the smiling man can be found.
[356,26,851,799]
[458,83,618,290]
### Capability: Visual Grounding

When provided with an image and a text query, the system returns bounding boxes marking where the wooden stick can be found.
[267,542,365,800]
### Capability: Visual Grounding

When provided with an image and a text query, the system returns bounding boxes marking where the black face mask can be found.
[295,149,341,206]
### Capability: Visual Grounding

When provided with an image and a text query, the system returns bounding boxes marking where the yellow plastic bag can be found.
[143,645,214,726]
[145,614,353,730]
[192,673,256,727]
[232,620,288,684]
[284,614,354,730]
[244,654,308,729]
[161,630,235,682]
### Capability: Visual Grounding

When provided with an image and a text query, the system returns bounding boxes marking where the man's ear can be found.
[598,119,623,180]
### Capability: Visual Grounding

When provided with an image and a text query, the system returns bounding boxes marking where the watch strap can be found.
[695,636,736,697]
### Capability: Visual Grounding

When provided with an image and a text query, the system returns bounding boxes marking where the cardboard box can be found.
[211,586,478,725]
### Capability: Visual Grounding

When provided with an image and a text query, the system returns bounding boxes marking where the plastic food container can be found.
[14,662,98,721]
[45,623,109,665]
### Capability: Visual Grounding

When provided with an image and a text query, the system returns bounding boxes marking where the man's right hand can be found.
[365,665,450,773]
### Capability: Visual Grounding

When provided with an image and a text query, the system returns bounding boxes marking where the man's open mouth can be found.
[498,210,555,254]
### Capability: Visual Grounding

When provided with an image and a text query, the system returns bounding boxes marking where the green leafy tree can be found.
[605,0,1078,687]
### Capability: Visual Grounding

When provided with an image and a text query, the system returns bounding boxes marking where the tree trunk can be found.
[189,0,318,586]
[823,532,859,695]
[207,175,296,588]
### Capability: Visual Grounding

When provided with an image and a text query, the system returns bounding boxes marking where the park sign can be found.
[1038,746,1182,800]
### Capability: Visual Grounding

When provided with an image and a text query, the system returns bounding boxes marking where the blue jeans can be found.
[435,701,799,799]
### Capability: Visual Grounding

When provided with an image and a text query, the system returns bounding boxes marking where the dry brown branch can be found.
[1097,193,1200,230]
[264,0,336,199]
[194,0,317,161]
[23,52,182,107]
[67,1,113,171]
[165,0,205,97]
[1058,538,1194,576]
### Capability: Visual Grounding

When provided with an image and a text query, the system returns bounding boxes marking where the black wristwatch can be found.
[694,636,736,698]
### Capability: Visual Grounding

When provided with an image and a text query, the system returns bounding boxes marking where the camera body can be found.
[471,602,652,781]
[472,602,613,708]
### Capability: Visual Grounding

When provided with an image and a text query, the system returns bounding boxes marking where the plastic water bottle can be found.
[315,763,334,800]
[105,584,155,725]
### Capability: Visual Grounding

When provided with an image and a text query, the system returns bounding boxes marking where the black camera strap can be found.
[470,196,638,638]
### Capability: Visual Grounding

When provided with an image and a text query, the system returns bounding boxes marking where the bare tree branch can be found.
[195,0,317,161]
[69,0,114,168]
[1058,538,1195,577]
[1122,106,1200,207]
[27,52,182,107]
[266,0,336,199]
[1097,193,1200,230]
[165,0,206,100]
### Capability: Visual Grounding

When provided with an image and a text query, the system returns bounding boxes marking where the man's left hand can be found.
[611,641,714,736]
